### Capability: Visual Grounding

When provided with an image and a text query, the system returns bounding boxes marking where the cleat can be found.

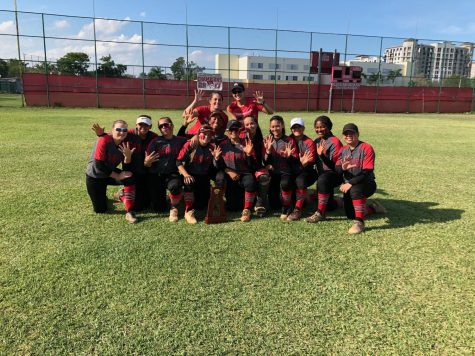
[286,208,302,221]
[280,206,291,221]
[169,208,179,222]
[305,210,326,223]
[348,220,364,234]
[125,211,137,224]
[240,208,251,222]
[254,205,266,217]
[184,209,197,224]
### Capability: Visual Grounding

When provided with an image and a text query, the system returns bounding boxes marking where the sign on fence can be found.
[331,82,361,90]
[197,74,223,91]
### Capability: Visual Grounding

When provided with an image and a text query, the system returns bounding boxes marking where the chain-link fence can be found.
[1,9,474,111]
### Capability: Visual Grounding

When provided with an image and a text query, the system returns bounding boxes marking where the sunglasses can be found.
[115,127,128,133]
[159,123,171,129]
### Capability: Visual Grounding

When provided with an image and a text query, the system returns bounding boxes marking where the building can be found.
[215,54,329,84]
[384,39,473,81]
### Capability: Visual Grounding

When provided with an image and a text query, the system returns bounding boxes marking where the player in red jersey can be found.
[176,125,223,224]
[217,120,257,222]
[91,115,158,211]
[242,116,270,217]
[226,82,273,123]
[305,115,344,223]
[286,118,317,221]
[182,90,228,136]
[263,115,298,220]
[86,120,139,223]
[145,117,187,222]
[336,123,385,234]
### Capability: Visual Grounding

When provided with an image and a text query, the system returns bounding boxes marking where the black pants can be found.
[295,169,318,189]
[268,172,292,210]
[183,174,211,211]
[148,172,183,213]
[224,173,257,211]
[134,173,150,211]
[86,174,135,213]
[317,170,343,211]
[343,180,377,219]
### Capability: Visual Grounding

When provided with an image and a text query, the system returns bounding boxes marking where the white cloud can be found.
[0,20,15,33]
[438,22,475,36]
[189,50,215,68]
[140,11,146,17]
[54,20,69,29]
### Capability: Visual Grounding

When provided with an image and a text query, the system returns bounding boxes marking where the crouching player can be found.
[86,120,139,223]
[336,123,385,234]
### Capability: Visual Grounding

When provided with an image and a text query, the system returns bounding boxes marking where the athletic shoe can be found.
[113,188,124,202]
[125,211,137,224]
[286,208,302,221]
[254,205,266,217]
[169,207,179,223]
[240,208,251,222]
[369,200,387,214]
[280,206,291,221]
[184,209,197,224]
[348,220,364,234]
[305,210,326,223]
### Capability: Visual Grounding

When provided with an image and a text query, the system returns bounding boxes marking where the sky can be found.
[1,0,474,75]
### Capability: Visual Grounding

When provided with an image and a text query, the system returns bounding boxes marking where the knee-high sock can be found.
[121,185,135,212]
[281,190,292,207]
[352,197,366,221]
[295,188,307,210]
[244,191,256,209]
[184,192,194,212]
[169,192,182,208]
[317,193,330,214]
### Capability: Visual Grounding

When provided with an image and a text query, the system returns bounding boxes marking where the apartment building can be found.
[384,39,473,81]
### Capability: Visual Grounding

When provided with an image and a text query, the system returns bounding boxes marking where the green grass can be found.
[1,107,474,354]
[0,93,23,107]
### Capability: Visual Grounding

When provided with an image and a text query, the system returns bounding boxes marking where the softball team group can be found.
[86,83,386,234]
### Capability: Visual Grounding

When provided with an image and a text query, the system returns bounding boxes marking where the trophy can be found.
[205,186,226,224]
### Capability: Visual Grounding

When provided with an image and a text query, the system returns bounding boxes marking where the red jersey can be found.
[177,141,216,176]
[336,141,376,182]
[227,98,265,122]
[187,105,229,135]
[315,135,343,172]
[265,135,298,175]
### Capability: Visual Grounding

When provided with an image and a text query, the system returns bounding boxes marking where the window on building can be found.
[269,63,281,69]
[303,65,310,71]
[302,76,314,81]
[252,74,263,80]
[286,64,298,70]
[250,62,264,69]
[269,75,282,80]
[285,75,298,81]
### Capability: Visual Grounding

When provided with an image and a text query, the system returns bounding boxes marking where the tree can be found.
[170,56,204,80]
[386,69,402,84]
[4,59,28,77]
[442,75,472,88]
[0,59,8,77]
[29,61,58,74]
[57,52,90,75]
[147,66,167,79]
[363,72,383,85]
[97,54,127,77]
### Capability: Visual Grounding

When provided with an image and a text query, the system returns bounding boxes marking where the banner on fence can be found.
[197,74,223,91]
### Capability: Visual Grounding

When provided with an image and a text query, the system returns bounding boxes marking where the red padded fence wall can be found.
[23,73,473,113]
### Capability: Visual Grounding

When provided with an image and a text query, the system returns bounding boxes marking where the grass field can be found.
[1,105,474,354]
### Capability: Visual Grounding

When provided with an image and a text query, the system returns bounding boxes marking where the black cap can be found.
[199,124,214,134]
[342,123,359,134]
[226,120,241,131]
[231,82,245,93]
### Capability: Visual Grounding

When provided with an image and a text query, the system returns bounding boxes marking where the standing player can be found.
[226,82,274,123]
[176,125,222,224]
[145,117,187,222]
[286,118,317,221]
[182,90,228,136]
[86,120,138,223]
[305,115,344,223]
[336,123,385,234]
[263,115,298,220]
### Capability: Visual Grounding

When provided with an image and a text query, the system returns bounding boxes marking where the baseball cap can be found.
[226,119,241,131]
[231,82,245,93]
[290,117,305,128]
[136,116,152,126]
[342,123,359,134]
[198,124,214,134]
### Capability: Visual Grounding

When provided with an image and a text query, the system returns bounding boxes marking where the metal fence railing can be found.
[1,9,474,111]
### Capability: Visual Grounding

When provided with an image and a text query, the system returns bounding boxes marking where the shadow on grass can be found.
[364,199,464,232]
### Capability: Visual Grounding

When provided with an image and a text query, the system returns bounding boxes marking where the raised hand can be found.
[253,91,265,104]
[183,112,197,127]
[316,140,326,156]
[299,150,314,167]
[92,123,105,136]
[243,138,254,156]
[194,89,204,102]
[281,142,296,158]
[211,145,222,160]
[118,142,136,163]
[341,156,357,171]
[263,135,273,154]
[144,151,160,167]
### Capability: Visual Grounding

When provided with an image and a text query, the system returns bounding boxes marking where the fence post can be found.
[14,1,25,107]
[227,27,231,105]
[41,13,50,107]
[273,29,278,111]
[306,32,313,112]
[374,36,383,113]
[92,15,99,108]
[141,21,146,109]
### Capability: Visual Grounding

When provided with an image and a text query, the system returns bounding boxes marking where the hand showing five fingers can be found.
[118,142,136,163]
